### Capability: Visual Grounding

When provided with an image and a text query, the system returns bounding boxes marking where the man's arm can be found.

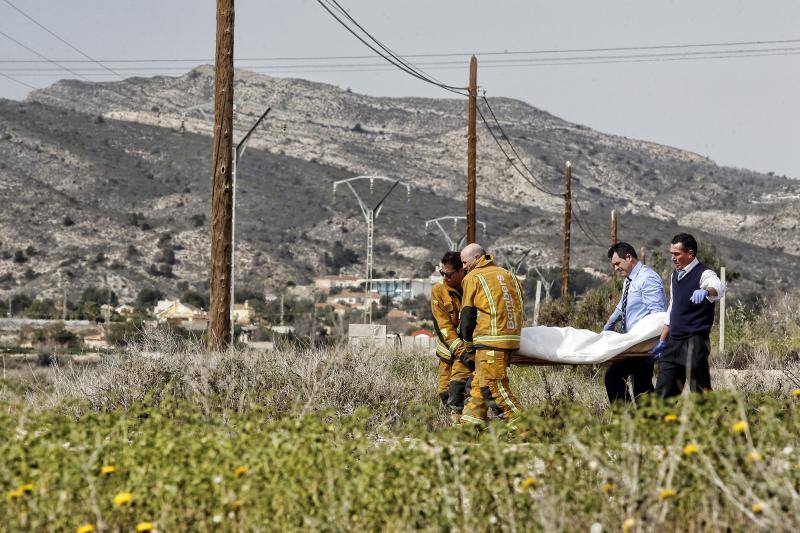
[699,270,726,302]
[430,289,463,355]
[641,272,667,314]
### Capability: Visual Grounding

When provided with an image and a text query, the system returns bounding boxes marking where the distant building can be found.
[314,275,360,291]
[327,290,380,308]
[232,302,254,324]
[368,276,438,301]
[153,300,208,325]
[115,304,136,316]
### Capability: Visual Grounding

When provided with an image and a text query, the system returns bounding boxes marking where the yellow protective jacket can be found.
[430,281,464,363]
[460,254,525,351]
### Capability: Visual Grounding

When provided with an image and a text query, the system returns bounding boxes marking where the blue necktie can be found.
[677,269,686,280]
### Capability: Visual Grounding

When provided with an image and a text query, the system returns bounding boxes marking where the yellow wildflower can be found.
[601,483,615,494]
[100,465,117,475]
[746,450,763,463]
[663,414,679,423]
[76,524,96,533]
[751,503,764,514]
[230,499,243,511]
[113,492,133,506]
[6,488,22,499]
[792,389,800,397]
[19,483,34,493]
[520,476,538,490]
[731,420,748,434]
[683,443,699,456]
[622,517,636,532]
[658,488,677,500]
[234,466,249,478]
[136,522,154,532]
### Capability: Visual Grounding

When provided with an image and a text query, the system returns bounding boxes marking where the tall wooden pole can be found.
[209,0,235,350]
[466,55,477,245]
[610,209,618,281]
[719,266,726,354]
[561,161,572,299]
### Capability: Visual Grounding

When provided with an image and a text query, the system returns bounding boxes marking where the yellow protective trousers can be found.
[437,360,452,405]
[461,349,523,426]
[446,359,474,414]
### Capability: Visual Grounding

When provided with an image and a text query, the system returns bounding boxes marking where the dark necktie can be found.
[620,277,631,332]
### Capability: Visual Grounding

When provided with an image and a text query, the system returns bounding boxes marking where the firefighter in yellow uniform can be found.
[458,243,525,427]
[430,251,473,421]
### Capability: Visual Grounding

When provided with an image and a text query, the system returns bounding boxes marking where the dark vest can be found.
[669,262,716,336]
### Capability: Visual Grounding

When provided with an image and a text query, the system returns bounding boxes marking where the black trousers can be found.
[605,358,655,402]
[655,332,712,399]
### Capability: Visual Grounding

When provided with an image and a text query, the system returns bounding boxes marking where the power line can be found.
[0,70,36,89]
[5,45,800,72]
[0,28,88,81]
[314,0,467,95]
[1,0,123,78]
[5,48,800,81]
[3,37,800,64]
[479,95,561,196]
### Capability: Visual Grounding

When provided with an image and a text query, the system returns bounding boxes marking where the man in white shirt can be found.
[650,233,726,398]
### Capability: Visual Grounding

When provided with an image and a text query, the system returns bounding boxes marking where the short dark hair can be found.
[607,242,637,260]
[671,233,698,255]
[441,251,463,270]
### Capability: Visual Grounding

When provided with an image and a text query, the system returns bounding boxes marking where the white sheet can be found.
[518,312,666,364]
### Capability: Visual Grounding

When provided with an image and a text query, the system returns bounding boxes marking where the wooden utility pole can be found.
[719,266,727,354]
[466,55,477,245]
[561,161,572,299]
[610,209,618,280]
[640,246,646,265]
[209,0,235,351]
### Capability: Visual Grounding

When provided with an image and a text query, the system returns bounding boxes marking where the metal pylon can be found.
[425,216,487,251]
[333,176,411,324]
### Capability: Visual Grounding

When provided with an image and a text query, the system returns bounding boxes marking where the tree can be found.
[24,299,58,319]
[182,290,208,310]
[136,288,164,311]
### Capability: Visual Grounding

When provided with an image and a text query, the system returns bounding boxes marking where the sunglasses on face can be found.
[440,269,459,279]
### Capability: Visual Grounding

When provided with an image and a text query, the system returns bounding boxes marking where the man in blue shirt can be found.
[603,242,667,402]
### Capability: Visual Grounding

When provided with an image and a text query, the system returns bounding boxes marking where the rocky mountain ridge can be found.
[0,66,796,302]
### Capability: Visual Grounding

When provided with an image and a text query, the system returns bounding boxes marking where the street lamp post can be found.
[230,106,271,343]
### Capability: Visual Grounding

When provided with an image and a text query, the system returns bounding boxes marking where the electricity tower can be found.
[333,176,410,323]
[425,216,487,252]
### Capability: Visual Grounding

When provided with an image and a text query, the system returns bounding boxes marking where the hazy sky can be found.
[1,0,799,178]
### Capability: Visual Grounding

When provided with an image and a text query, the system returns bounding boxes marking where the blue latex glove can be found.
[690,288,709,304]
[603,321,616,332]
[649,340,668,360]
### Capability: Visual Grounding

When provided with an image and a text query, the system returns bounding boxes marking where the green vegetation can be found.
[1,318,799,530]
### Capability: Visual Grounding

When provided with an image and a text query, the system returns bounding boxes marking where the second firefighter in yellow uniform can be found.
[430,251,473,419]
[458,244,525,427]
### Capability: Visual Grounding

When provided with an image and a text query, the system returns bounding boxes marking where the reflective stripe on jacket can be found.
[430,281,463,362]
[461,255,524,350]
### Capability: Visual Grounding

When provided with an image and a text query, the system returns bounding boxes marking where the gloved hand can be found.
[690,288,709,304]
[649,340,668,361]
[603,320,616,332]
[460,350,476,370]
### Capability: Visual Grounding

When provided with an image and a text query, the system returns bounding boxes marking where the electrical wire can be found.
[3,37,800,64]
[479,94,561,197]
[324,0,468,93]
[314,0,468,95]
[5,47,800,74]
[0,70,36,89]
[1,0,124,79]
[0,28,88,81]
